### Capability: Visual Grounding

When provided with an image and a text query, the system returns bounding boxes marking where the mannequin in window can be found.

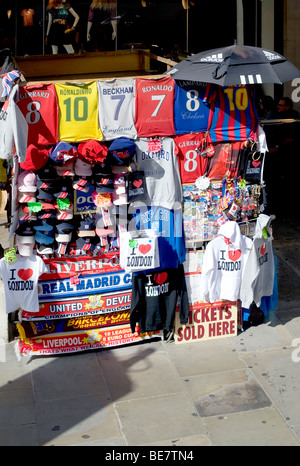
[45,0,79,54]
[20,6,36,55]
[0,9,15,51]
[87,0,117,52]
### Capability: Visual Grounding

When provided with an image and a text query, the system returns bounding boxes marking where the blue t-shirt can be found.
[130,205,186,270]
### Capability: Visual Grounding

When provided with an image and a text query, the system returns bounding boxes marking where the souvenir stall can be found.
[0,70,277,357]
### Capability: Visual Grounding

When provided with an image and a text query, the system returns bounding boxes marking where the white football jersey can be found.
[97,78,137,141]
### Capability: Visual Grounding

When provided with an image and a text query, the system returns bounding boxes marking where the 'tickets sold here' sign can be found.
[175,301,238,344]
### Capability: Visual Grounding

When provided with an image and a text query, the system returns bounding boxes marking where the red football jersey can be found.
[135,77,175,137]
[17,83,59,146]
[174,132,207,184]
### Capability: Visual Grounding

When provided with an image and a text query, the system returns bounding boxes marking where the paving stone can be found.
[98,342,185,402]
[35,394,122,446]
[30,351,109,402]
[115,393,206,446]
[162,338,246,377]
[183,369,272,417]
[242,348,300,442]
[205,407,300,446]
[0,424,39,446]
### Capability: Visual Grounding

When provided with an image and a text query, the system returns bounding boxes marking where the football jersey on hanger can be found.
[55,81,103,142]
[174,132,207,184]
[97,78,137,140]
[204,84,258,142]
[17,83,59,146]
[174,81,210,134]
[135,77,175,137]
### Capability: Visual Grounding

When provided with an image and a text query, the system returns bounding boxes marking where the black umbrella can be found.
[167,44,300,86]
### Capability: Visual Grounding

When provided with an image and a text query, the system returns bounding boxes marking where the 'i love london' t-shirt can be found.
[0,254,47,314]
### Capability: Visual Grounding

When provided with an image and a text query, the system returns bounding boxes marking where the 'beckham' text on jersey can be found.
[97,78,137,141]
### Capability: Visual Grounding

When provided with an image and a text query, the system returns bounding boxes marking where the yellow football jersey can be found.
[55,81,103,142]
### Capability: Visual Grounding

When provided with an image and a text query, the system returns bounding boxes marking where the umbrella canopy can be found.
[167,44,300,86]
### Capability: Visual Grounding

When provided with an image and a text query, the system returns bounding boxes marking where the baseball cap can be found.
[56,222,74,234]
[36,163,58,182]
[17,171,37,193]
[55,231,72,243]
[109,137,136,165]
[55,222,73,242]
[35,230,55,245]
[77,216,96,237]
[36,178,54,191]
[49,141,77,164]
[18,205,38,222]
[72,177,93,193]
[56,202,73,220]
[36,189,55,202]
[53,179,73,199]
[38,210,56,220]
[36,243,55,255]
[75,158,93,177]
[20,144,49,172]
[18,191,37,203]
[15,222,36,243]
[92,163,112,177]
[55,160,75,177]
[33,219,55,232]
[78,139,108,164]
[94,175,114,193]
[76,237,96,254]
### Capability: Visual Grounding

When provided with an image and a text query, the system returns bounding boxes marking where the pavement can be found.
[0,213,300,447]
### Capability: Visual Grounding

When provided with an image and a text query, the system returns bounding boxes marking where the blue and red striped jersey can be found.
[204,84,258,142]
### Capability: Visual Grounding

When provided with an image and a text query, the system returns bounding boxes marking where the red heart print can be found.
[260,244,266,256]
[18,269,33,281]
[252,161,261,168]
[228,249,242,262]
[154,272,168,285]
[139,244,152,255]
[133,180,143,189]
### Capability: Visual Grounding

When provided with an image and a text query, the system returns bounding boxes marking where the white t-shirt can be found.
[97,78,137,141]
[133,137,183,209]
[0,254,47,314]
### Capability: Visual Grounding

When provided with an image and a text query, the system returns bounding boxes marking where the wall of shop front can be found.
[284,0,300,112]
